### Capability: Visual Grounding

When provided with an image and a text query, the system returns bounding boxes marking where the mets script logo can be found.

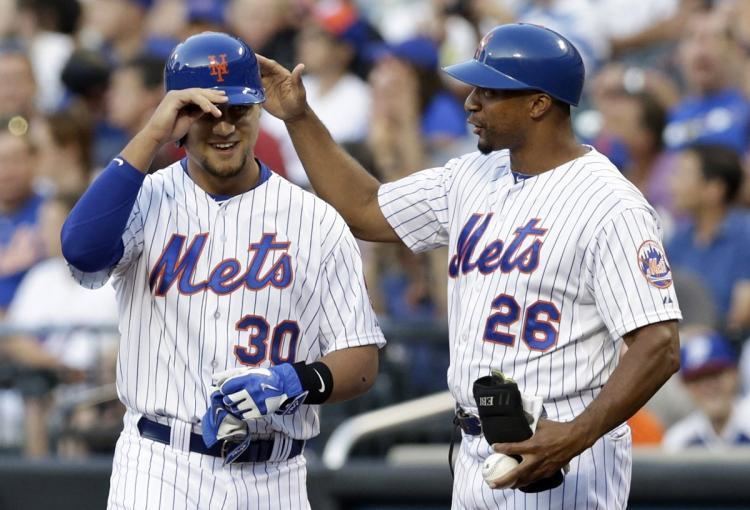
[208,54,229,82]
[449,214,547,278]
[149,233,293,296]
[638,240,672,289]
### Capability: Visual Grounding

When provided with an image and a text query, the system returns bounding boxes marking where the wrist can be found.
[120,131,162,172]
[292,361,333,405]
[284,105,315,126]
[568,413,604,452]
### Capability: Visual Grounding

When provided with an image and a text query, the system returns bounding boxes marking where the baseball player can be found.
[61,32,385,509]
[259,23,682,509]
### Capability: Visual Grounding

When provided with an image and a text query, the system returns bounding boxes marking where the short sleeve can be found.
[377,166,451,253]
[318,223,386,355]
[69,189,146,289]
[585,207,682,339]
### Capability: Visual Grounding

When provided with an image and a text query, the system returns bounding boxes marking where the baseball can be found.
[482,453,519,485]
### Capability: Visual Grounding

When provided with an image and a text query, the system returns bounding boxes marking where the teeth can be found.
[214,143,235,149]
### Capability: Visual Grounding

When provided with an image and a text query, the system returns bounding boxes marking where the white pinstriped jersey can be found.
[379,147,682,421]
[72,159,385,441]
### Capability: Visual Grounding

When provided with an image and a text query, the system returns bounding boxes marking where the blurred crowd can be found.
[1,0,750,460]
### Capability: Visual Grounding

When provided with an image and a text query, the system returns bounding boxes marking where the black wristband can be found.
[292,361,334,405]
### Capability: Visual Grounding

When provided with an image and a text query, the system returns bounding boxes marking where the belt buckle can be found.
[221,436,252,465]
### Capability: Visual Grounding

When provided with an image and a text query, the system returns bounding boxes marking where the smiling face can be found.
[184,103,261,179]
[464,87,541,155]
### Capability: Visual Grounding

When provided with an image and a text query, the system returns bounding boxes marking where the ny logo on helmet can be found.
[208,54,229,82]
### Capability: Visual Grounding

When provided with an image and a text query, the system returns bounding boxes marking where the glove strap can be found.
[292,361,334,404]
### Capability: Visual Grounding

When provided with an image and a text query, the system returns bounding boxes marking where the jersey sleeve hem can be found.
[324,332,387,356]
[377,185,442,253]
[612,309,683,339]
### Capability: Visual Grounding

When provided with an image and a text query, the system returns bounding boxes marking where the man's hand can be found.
[202,388,248,447]
[489,419,586,489]
[256,54,307,122]
[212,364,307,421]
[140,88,228,146]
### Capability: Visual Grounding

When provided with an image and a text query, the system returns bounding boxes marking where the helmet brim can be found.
[213,85,265,104]
[442,60,531,92]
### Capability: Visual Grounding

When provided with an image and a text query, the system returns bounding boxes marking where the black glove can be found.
[473,373,564,493]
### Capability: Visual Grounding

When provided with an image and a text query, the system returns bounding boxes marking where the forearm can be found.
[318,345,379,404]
[61,156,145,272]
[285,108,392,241]
[570,321,680,450]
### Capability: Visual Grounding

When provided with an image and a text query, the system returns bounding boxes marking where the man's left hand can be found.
[489,419,587,490]
[212,364,308,421]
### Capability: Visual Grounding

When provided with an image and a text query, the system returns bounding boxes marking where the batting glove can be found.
[212,364,308,421]
[201,387,253,464]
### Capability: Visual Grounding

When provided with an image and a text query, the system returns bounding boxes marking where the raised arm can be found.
[257,55,400,242]
[61,89,227,272]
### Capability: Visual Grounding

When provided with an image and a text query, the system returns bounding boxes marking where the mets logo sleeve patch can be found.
[638,240,673,289]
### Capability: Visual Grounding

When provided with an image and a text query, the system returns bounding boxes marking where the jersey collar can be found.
[179,157,272,201]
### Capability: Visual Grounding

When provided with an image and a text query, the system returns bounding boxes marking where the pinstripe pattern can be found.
[451,413,632,509]
[379,147,680,508]
[71,160,383,509]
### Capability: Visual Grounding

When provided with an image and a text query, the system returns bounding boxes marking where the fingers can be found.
[256,53,281,76]
[169,88,227,117]
[492,441,526,457]
[488,463,523,490]
[186,89,227,117]
[211,366,248,386]
[291,63,305,84]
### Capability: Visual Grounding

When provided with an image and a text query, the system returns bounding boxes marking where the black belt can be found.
[454,407,482,435]
[137,417,304,463]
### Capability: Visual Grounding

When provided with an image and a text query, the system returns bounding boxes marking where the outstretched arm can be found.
[257,55,400,242]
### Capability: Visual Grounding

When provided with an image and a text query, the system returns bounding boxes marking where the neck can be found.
[509,126,587,174]
[0,195,30,215]
[694,205,727,244]
[113,31,144,62]
[709,412,731,436]
[315,69,346,95]
[626,151,658,191]
[186,156,261,196]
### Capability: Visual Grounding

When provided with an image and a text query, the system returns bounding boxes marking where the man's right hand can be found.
[141,88,228,146]
[121,88,228,171]
[256,54,308,122]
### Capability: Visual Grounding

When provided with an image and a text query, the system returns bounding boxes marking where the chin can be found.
[204,154,248,178]
[477,140,497,155]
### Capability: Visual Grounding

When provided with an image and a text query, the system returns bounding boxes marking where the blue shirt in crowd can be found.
[0,193,47,310]
[664,89,750,154]
[667,210,750,318]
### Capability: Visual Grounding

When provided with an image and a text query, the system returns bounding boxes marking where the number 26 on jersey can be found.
[484,294,560,351]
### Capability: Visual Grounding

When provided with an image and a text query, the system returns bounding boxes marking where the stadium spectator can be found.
[663,331,750,450]
[79,0,152,65]
[663,9,750,154]
[0,45,39,122]
[0,121,47,318]
[3,190,119,457]
[667,143,750,332]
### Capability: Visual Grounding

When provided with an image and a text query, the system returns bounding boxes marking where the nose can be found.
[212,119,235,137]
[465,88,480,112]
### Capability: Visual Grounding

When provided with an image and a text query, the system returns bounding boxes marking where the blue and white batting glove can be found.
[202,388,248,447]
[201,387,253,464]
[212,364,308,421]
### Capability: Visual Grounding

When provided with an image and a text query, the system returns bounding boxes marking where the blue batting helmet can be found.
[443,24,584,106]
[164,32,265,104]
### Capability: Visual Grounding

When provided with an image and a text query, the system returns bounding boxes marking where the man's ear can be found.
[528,93,553,120]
